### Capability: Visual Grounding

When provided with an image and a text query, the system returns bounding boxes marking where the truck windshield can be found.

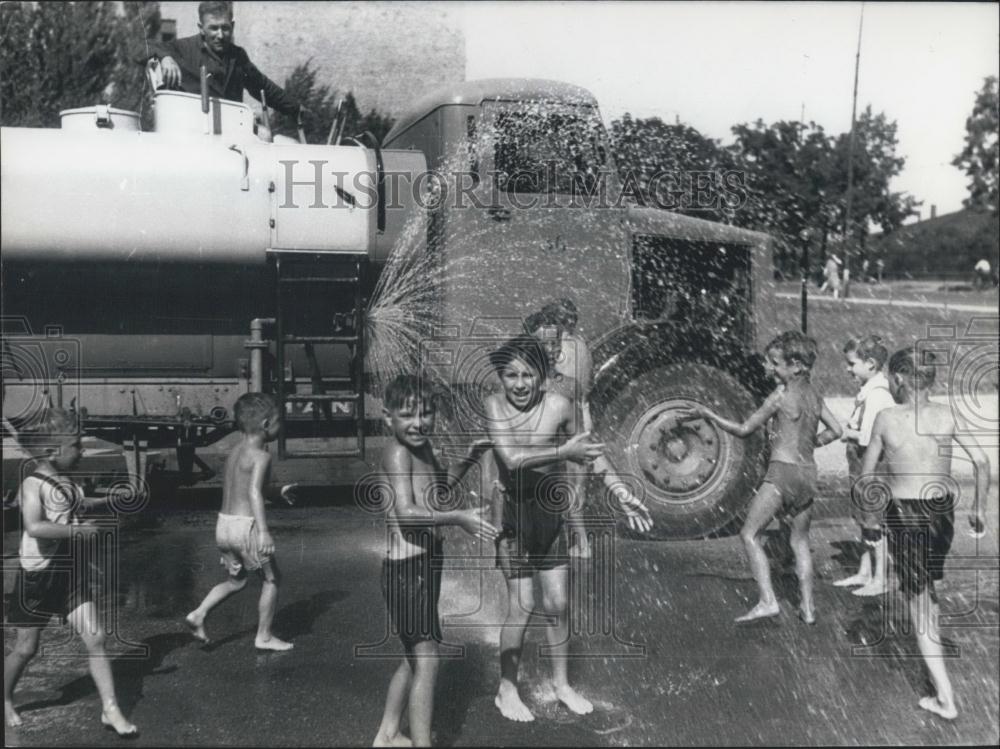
[485,101,609,195]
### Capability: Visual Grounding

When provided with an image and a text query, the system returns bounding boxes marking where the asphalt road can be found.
[3,473,998,747]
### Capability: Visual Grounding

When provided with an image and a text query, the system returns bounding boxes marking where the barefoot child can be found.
[372,374,499,747]
[4,409,138,735]
[185,393,292,651]
[526,300,653,558]
[486,335,617,723]
[856,347,990,720]
[682,331,842,623]
[833,335,896,596]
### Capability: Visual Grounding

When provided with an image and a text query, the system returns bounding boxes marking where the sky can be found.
[463,1,1000,220]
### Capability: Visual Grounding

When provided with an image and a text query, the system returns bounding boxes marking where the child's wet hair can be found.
[767,330,818,370]
[843,334,889,368]
[16,408,79,455]
[234,392,279,433]
[489,334,549,382]
[383,374,437,412]
[888,347,936,391]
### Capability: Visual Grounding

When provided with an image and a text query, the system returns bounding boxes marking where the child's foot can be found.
[254,635,294,651]
[5,702,23,728]
[853,579,889,597]
[797,606,817,625]
[495,681,534,722]
[372,730,413,747]
[185,612,210,643]
[833,572,871,587]
[555,684,594,715]
[101,704,139,737]
[919,695,957,720]
[735,601,780,623]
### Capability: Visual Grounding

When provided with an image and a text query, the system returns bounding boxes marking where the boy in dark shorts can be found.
[373,374,497,747]
[682,331,842,624]
[485,335,607,722]
[185,393,292,651]
[856,347,989,720]
[4,409,138,735]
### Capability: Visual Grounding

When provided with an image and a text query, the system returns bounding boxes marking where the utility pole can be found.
[842,3,864,300]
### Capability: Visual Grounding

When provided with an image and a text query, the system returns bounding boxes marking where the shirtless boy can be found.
[486,335,607,722]
[683,331,842,623]
[185,392,292,651]
[857,347,990,720]
[372,374,498,747]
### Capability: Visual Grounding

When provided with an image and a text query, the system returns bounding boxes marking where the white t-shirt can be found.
[848,371,896,447]
[19,473,81,571]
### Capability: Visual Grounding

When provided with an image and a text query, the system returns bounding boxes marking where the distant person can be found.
[822,255,843,299]
[185,393,293,651]
[146,1,302,116]
[682,331,842,624]
[833,335,896,596]
[372,375,497,748]
[876,258,885,285]
[856,347,990,720]
[974,258,992,291]
[4,409,138,736]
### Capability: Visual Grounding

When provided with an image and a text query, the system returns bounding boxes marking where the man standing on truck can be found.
[144,1,302,116]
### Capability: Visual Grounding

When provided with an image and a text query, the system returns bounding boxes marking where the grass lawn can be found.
[773,297,999,396]
[774,279,999,307]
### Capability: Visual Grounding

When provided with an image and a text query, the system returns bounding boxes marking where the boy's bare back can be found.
[769,380,824,464]
[220,439,271,516]
[871,402,955,498]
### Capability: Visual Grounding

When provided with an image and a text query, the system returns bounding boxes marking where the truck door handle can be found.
[487,207,511,222]
[228,144,250,191]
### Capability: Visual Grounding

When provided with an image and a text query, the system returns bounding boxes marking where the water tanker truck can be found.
[1,79,779,538]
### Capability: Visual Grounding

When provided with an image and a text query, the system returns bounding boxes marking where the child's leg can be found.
[67,601,137,735]
[4,627,41,727]
[788,505,816,624]
[186,571,248,643]
[910,589,957,719]
[373,659,413,747]
[836,446,873,586]
[538,565,593,715]
[407,640,439,747]
[853,527,890,596]
[495,574,536,722]
[566,463,590,558]
[255,559,293,651]
[737,483,784,622]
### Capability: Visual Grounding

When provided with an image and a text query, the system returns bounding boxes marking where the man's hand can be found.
[160,56,182,88]
[968,512,987,539]
[611,483,654,533]
[562,432,605,464]
[677,405,715,423]
[257,530,275,557]
[456,507,499,541]
[840,428,861,443]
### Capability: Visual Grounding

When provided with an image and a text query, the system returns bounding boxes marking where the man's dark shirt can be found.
[148,34,300,115]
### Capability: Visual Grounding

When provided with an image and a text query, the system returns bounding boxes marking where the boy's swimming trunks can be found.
[216,513,269,574]
[885,495,955,602]
[7,542,95,626]
[496,474,567,578]
[382,538,443,651]
[763,461,817,517]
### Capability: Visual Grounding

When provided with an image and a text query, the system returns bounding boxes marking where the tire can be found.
[593,362,766,539]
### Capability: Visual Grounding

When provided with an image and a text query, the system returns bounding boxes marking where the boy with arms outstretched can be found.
[487,335,644,723]
[185,392,292,651]
[682,331,842,623]
[373,374,498,747]
[4,409,138,735]
[857,347,990,720]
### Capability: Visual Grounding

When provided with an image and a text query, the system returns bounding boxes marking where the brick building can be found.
[156,1,466,119]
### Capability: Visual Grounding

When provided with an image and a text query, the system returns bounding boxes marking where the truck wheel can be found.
[594,362,766,539]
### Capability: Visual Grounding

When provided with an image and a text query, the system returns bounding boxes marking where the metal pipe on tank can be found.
[246,318,274,393]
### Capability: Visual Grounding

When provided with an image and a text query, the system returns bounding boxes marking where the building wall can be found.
[156,1,465,118]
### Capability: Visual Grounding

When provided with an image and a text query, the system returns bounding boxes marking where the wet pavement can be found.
[4,476,999,747]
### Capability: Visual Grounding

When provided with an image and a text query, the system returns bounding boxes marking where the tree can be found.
[953,76,999,214]
[270,61,394,146]
[0,1,159,128]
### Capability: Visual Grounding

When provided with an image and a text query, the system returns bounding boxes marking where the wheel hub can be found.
[629,400,723,500]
